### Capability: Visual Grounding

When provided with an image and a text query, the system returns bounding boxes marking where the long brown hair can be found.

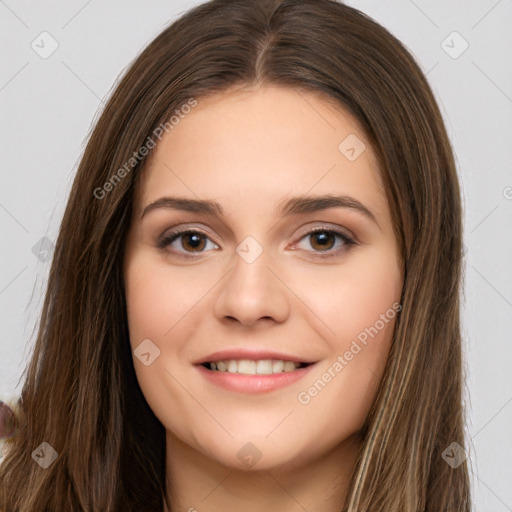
[0,0,471,510]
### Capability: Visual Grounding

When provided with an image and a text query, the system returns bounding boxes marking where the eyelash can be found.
[157,226,356,260]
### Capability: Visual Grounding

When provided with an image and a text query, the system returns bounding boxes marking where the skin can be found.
[123,84,403,511]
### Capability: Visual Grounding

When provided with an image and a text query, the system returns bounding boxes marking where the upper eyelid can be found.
[160,224,217,240]
[160,223,353,241]
[296,224,354,240]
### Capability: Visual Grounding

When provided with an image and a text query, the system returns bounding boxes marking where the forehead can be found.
[135,85,386,220]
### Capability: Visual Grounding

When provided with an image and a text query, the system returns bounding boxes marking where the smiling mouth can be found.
[201,359,313,375]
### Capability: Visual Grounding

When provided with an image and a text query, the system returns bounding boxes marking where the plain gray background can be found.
[1,1,511,510]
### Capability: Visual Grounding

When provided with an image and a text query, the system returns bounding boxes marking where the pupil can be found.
[184,233,205,251]
[311,232,334,251]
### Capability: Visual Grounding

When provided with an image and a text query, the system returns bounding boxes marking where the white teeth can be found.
[272,360,284,373]
[283,361,296,372]
[237,359,256,374]
[207,359,303,375]
[256,359,273,374]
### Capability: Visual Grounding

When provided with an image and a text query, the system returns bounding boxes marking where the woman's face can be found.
[124,85,403,471]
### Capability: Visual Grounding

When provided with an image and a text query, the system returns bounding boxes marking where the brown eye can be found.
[294,228,355,259]
[309,231,336,251]
[181,232,207,252]
[158,229,219,256]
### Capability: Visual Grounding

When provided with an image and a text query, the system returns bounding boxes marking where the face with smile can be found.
[123,85,403,475]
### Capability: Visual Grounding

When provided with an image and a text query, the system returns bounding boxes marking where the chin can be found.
[193,430,312,473]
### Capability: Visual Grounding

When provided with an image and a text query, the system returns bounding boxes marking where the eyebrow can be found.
[140,193,379,227]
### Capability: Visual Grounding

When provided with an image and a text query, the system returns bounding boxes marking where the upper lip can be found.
[194,348,316,365]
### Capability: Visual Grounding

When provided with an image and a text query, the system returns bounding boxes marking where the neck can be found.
[163,431,361,512]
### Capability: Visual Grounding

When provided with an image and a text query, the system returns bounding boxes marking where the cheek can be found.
[331,246,401,381]
[123,255,202,438]
[124,254,206,345]
[290,243,402,346]
[293,312,397,452]
[340,255,401,345]
[291,245,401,430]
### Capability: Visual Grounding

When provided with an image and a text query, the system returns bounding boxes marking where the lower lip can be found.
[196,364,316,394]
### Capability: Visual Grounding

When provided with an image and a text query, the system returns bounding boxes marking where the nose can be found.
[213,247,290,327]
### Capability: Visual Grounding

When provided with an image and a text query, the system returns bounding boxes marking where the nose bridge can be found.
[213,237,289,325]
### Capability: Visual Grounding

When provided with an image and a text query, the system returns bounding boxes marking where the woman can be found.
[0,0,471,510]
